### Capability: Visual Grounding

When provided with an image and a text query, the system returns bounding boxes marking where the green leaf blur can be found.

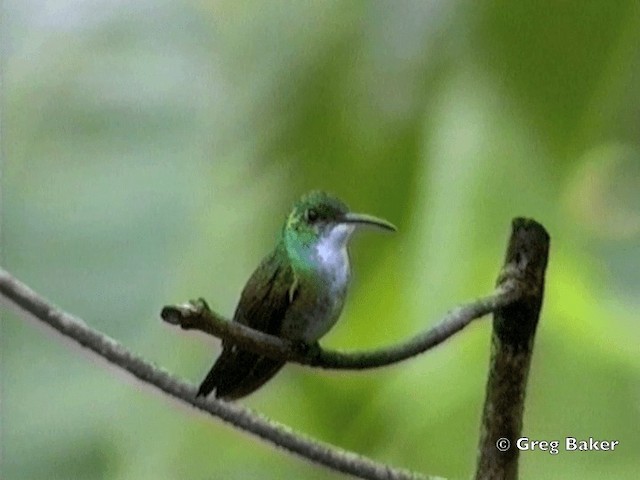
[2,1,639,479]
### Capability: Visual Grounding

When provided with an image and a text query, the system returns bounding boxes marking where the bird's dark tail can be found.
[197,347,285,400]
[196,361,223,398]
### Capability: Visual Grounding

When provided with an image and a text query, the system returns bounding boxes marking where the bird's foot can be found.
[292,340,321,359]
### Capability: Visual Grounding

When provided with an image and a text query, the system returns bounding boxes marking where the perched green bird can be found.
[197,191,396,400]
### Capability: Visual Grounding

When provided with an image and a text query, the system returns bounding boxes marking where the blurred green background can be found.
[2,1,640,479]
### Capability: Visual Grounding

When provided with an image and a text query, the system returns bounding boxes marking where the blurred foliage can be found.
[2,1,640,479]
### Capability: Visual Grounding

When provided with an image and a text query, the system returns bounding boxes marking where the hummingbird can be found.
[197,190,396,400]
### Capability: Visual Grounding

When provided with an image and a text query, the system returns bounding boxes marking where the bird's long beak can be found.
[341,212,397,232]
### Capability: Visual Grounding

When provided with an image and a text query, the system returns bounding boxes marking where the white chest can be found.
[282,224,354,342]
[313,223,354,291]
[315,241,349,291]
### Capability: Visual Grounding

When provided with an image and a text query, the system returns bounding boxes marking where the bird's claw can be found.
[292,340,321,359]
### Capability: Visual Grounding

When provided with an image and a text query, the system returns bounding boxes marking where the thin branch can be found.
[0,268,431,480]
[475,218,550,480]
[1,217,549,480]
[161,285,521,370]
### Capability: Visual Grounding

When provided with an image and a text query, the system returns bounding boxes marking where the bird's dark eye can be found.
[306,208,319,223]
